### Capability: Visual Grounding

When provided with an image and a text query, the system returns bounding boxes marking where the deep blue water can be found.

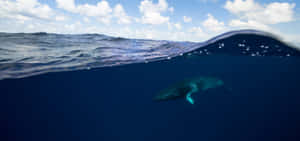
[1,30,300,141]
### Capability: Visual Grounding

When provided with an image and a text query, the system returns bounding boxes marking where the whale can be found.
[153,76,225,104]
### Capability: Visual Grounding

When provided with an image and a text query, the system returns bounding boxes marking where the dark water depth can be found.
[1,55,300,141]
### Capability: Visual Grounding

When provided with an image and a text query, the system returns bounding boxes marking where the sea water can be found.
[1,30,300,141]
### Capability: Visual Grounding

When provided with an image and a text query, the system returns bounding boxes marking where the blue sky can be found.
[0,0,299,44]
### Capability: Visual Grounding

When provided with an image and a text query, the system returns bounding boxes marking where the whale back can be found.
[191,76,224,91]
[153,81,192,101]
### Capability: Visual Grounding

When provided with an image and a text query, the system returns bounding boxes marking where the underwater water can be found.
[1,30,300,141]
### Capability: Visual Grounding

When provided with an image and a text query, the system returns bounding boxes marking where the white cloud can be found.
[56,0,76,12]
[189,27,206,38]
[64,24,76,31]
[225,0,296,31]
[183,16,192,23]
[168,7,174,13]
[98,16,111,25]
[202,14,225,32]
[167,22,173,30]
[247,2,295,24]
[15,15,31,23]
[229,20,271,31]
[139,0,172,25]
[55,15,66,21]
[114,4,131,24]
[56,0,132,25]
[116,27,205,41]
[0,0,53,21]
[199,0,218,3]
[28,24,34,29]
[166,22,182,30]
[174,23,182,30]
[55,0,113,24]
[83,17,90,23]
[76,1,112,17]
[224,0,260,15]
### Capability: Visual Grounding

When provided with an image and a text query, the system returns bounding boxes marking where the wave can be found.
[0,30,299,80]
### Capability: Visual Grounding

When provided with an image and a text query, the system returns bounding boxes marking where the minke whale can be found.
[153,76,224,104]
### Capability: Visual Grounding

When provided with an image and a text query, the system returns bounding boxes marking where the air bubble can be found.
[238,44,245,47]
[218,43,224,48]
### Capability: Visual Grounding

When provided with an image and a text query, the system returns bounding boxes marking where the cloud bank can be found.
[0,0,298,44]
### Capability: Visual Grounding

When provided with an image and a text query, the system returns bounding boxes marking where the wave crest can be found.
[0,30,299,80]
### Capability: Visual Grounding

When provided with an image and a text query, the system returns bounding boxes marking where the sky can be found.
[0,0,299,44]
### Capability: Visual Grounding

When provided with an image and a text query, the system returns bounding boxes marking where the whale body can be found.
[153,76,224,104]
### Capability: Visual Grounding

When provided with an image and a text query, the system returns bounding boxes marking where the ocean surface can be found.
[1,30,300,141]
